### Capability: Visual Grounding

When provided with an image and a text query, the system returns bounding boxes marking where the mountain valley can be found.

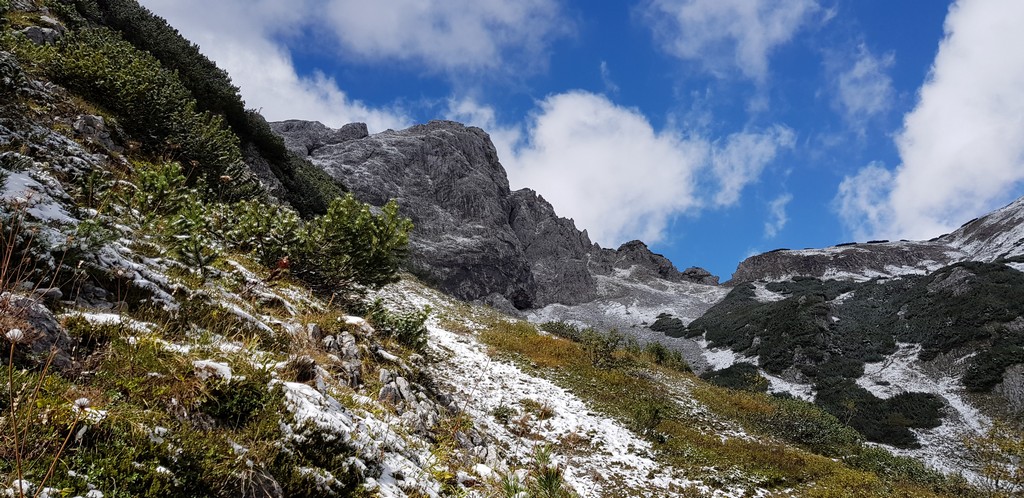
[1,1,1022,497]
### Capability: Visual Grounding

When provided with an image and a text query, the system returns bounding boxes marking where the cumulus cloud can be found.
[505,92,708,245]
[834,44,895,126]
[640,0,820,81]
[836,0,1024,240]
[764,193,793,238]
[453,92,794,248]
[324,0,568,72]
[139,0,410,131]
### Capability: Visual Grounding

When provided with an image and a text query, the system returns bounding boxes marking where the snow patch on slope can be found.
[856,343,989,477]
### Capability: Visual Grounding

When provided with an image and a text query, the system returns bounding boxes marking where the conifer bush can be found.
[364,298,430,352]
[224,200,302,267]
[294,194,412,294]
[32,27,257,199]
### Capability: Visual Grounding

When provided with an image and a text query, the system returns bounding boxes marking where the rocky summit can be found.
[271,119,718,311]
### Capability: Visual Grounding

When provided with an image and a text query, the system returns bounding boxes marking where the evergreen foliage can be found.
[223,199,302,267]
[52,0,345,214]
[295,194,412,294]
[15,26,261,200]
[689,263,1024,446]
[364,299,430,352]
[700,362,769,393]
[649,313,686,337]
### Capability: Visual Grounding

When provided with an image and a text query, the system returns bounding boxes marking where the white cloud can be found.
[505,91,708,245]
[764,193,793,238]
[140,1,568,131]
[834,162,893,240]
[837,0,1024,241]
[640,0,820,81]
[324,0,568,72]
[712,126,795,206]
[834,44,895,126]
[452,92,793,248]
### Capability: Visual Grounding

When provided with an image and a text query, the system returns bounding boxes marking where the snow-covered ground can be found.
[384,280,769,497]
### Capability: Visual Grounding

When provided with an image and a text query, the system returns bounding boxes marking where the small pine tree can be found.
[295,194,412,295]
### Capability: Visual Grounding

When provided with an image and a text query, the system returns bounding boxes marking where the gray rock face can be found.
[73,114,122,153]
[271,119,718,309]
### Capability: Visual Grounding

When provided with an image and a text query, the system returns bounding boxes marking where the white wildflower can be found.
[5,328,25,344]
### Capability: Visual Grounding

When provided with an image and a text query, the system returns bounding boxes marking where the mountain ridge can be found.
[270,119,719,313]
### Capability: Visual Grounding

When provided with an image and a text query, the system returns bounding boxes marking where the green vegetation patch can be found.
[688,263,1024,447]
[700,362,768,393]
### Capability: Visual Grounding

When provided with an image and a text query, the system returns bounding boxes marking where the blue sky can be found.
[141,0,1024,280]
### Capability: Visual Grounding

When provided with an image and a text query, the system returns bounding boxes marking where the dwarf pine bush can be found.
[295,194,412,294]
[24,27,257,199]
[224,200,302,267]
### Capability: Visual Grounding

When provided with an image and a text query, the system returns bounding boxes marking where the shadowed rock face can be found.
[271,119,718,309]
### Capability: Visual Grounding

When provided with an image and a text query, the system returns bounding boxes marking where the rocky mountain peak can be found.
[271,120,719,310]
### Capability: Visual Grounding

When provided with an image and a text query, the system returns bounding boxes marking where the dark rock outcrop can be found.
[271,120,718,309]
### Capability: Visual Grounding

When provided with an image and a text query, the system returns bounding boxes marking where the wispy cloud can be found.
[832,43,895,129]
[836,0,1024,240]
[600,61,620,94]
[764,193,793,238]
[639,0,820,82]
[711,125,795,207]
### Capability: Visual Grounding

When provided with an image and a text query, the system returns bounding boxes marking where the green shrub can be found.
[843,446,946,486]
[124,161,188,225]
[757,396,863,457]
[963,344,1024,392]
[649,313,686,337]
[38,27,257,199]
[643,341,691,372]
[224,199,302,267]
[701,362,769,393]
[540,321,582,341]
[631,399,667,438]
[169,195,220,279]
[814,378,942,448]
[364,298,430,352]
[580,328,622,368]
[200,369,276,429]
[295,194,412,294]
[57,0,343,214]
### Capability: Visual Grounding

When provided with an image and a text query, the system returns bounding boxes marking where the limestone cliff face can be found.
[271,119,717,309]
